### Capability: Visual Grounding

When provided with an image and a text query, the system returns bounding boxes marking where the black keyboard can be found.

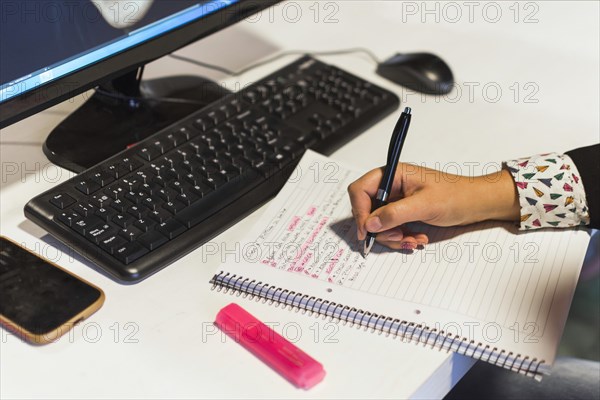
[25,56,399,283]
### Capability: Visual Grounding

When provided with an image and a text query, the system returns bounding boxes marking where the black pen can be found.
[364,107,412,257]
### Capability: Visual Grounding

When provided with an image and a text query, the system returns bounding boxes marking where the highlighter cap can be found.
[215,303,326,389]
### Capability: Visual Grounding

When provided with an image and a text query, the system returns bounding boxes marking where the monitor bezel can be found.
[0,0,281,129]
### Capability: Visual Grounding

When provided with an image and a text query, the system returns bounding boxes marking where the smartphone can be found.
[0,236,105,344]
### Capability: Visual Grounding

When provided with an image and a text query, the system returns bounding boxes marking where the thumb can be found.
[365,195,430,233]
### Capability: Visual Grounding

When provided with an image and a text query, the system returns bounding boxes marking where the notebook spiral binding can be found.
[210,271,546,379]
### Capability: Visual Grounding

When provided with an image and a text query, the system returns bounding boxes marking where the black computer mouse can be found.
[376,53,454,95]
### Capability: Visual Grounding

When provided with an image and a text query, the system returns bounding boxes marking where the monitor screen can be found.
[0,0,238,102]
[0,0,279,128]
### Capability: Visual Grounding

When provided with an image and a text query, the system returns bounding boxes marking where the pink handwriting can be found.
[261,259,277,268]
[294,252,313,273]
[325,249,345,276]
[287,216,301,232]
[287,217,329,272]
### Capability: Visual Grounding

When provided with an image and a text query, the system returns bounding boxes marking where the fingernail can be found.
[365,217,382,232]
[401,242,417,250]
[357,227,365,240]
[387,232,403,241]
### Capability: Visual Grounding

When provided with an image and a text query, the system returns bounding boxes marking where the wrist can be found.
[471,170,520,223]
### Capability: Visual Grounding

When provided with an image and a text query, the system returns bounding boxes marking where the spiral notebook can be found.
[210,150,590,380]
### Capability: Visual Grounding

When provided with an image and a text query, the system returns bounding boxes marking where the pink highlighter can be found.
[215,303,326,389]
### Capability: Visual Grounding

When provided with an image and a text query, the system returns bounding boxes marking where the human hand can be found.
[347,163,520,250]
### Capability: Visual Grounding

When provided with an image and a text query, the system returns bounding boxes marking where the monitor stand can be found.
[43,67,231,173]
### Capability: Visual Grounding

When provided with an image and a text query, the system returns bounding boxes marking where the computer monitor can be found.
[0,0,280,172]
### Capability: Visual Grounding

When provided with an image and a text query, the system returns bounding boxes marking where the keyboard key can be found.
[219,104,235,118]
[139,183,161,196]
[205,175,226,189]
[75,179,101,195]
[121,157,143,172]
[95,207,117,222]
[230,154,252,168]
[90,194,112,208]
[73,203,96,217]
[207,110,226,125]
[148,208,173,224]
[107,163,130,179]
[243,91,259,104]
[174,149,190,162]
[105,184,126,200]
[125,191,145,204]
[313,125,333,139]
[127,205,146,219]
[293,129,319,146]
[134,218,156,232]
[57,211,81,227]
[141,196,160,211]
[210,141,228,154]
[190,183,213,197]
[254,160,279,178]
[266,152,289,168]
[176,192,199,206]
[139,166,158,179]
[99,234,128,254]
[113,242,149,264]
[157,188,178,202]
[280,142,305,159]
[90,170,116,187]
[151,139,174,154]
[183,173,199,186]
[200,163,220,177]
[164,168,181,180]
[153,175,167,187]
[119,226,144,242]
[179,160,194,173]
[193,117,213,131]
[163,200,186,215]
[137,147,161,161]
[176,172,258,228]
[157,219,187,240]
[138,230,168,251]
[72,216,103,236]
[50,193,76,209]
[110,198,131,213]
[86,224,117,244]
[122,177,142,191]
[245,150,265,166]
[112,214,135,229]
[166,131,187,147]
[219,167,240,182]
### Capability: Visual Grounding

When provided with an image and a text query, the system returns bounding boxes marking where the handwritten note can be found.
[238,150,588,338]
[214,150,590,375]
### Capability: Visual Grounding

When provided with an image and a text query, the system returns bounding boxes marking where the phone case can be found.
[0,236,105,345]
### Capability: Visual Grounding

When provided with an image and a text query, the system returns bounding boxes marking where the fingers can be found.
[376,227,429,250]
[378,239,418,251]
[365,195,431,233]
[348,168,384,240]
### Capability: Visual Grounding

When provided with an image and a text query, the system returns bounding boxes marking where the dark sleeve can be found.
[566,144,600,229]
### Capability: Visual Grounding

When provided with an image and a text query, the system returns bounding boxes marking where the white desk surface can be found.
[1,2,598,399]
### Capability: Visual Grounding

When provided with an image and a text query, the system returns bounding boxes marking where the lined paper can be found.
[241,151,587,339]
[222,152,589,364]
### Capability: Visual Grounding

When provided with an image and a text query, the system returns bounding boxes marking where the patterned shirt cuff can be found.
[504,152,590,230]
